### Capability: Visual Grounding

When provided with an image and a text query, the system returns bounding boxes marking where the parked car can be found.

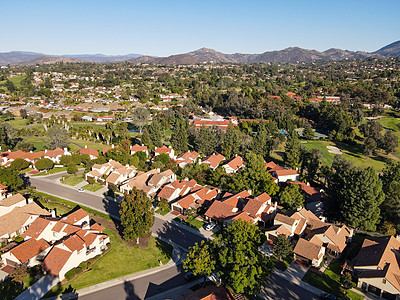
[77,188,85,192]
[184,271,196,281]
[205,223,216,231]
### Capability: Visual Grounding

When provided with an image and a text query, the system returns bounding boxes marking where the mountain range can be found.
[0,40,399,66]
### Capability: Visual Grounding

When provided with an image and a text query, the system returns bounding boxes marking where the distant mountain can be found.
[374,40,400,57]
[15,55,84,65]
[0,40,399,65]
[130,46,384,65]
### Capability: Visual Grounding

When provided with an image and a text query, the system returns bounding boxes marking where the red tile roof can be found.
[42,246,72,276]
[205,201,236,221]
[10,238,50,263]
[223,156,243,171]
[22,217,51,239]
[201,153,225,169]
[0,193,25,207]
[62,208,89,225]
[77,147,99,157]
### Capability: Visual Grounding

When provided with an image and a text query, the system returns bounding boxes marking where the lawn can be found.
[21,136,48,151]
[68,139,108,152]
[186,218,205,230]
[155,207,170,216]
[61,174,85,186]
[302,259,363,299]
[34,191,113,221]
[33,166,69,176]
[47,230,172,294]
[274,256,292,271]
[82,182,104,192]
[301,139,397,171]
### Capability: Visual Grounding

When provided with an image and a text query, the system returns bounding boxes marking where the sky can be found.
[1,0,399,56]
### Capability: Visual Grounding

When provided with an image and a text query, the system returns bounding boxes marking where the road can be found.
[261,273,320,300]
[29,173,206,250]
[79,264,189,300]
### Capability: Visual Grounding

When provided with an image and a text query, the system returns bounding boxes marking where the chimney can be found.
[30,151,33,153]
[64,147,67,152]
[45,149,47,153]
[51,209,56,218]
[85,145,87,148]
[112,144,114,148]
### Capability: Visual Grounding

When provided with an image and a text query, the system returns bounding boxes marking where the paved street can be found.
[29,173,206,250]
[78,264,190,300]
[261,273,320,300]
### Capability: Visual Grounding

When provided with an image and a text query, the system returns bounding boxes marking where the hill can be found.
[374,40,400,57]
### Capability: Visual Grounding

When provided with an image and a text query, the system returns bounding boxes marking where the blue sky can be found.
[1,0,399,56]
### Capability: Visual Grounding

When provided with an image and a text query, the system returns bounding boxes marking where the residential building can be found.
[154,145,175,159]
[175,151,200,168]
[201,153,225,170]
[222,155,244,174]
[77,146,99,160]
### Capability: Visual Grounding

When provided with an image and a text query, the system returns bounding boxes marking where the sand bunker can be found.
[327,145,343,155]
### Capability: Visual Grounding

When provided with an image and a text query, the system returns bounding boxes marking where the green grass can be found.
[34,191,113,220]
[301,140,397,171]
[61,174,85,186]
[9,76,25,88]
[376,116,399,131]
[155,208,170,216]
[68,139,108,152]
[22,136,48,151]
[33,166,69,176]
[186,218,204,230]
[274,256,292,271]
[302,259,363,299]
[46,231,172,295]
[82,182,104,192]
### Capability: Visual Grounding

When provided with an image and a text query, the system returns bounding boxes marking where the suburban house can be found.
[102,144,118,155]
[222,155,244,174]
[190,119,237,130]
[1,208,111,281]
[156,179,197,202]
[265,208,353,267]
[288,181,325,217]
[171,186,220,215]
[204,190,277,226]
[270,168,300,183]
[0,148,71,166]
[175,151,200,168]
[353,236,400,299]
[0,194,51,240]
[119,169,173,197]
[105,165,137,187]
[86,160,124,182]
[130,144,149,157]
[77,146,99,160]
[154,145,175,159]
[293,238,325,267]
[0,183,8,200]
[201,153,225,170]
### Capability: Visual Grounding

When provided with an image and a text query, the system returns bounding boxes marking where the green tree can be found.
[47,125,69,149]
[279,184,305,210]
[183,240,216,283]
[215,220,273,294]
[19,109,27,119]
[0,167,24,191]
[87,176,95,187]
[147,120,163,148]
[327,161,384,231]
[381,161,400,224]
[170,117,188,153]
[10,158,30,171]
[273,234,293,261]
[382,131,399,154]
[60,155,73,166]
[284,130,301,169]
[131,108,149,133]
[119,187,155,243]
[35,158,54,171]
[302,123,314,140]
[222,123,240,159]
[340,272,352,289]
[67,164,78,174]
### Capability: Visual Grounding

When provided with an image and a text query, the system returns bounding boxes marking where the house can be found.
[288,182,325,217]
[105,165,137,187]
[222,155,244,174]
[86,160,123,181]
[119,169,160,196]
[102,144,118,155]
[154,145,175,159]
[353,236,400,299]
[201,153,225,170]
[1,238,51,267]
[156,179,197,202]
[42,148,71,163]
[0,200,51,240]
[293,238,325,267]
[171,187,219,215]
[190,119,237,130]
[147,169,176,188]
[270,168,300,183]
[77,146,99,160]
[175,151,200,168]
[0,193,27,217]
[130,144,148,157]
[1,208,110,281]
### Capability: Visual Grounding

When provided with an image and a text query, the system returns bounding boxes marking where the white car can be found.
[205,223,216,231]
[77,188,85,193]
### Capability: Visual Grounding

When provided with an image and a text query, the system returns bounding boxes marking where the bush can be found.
[35,158,54,171]
[64,267,83,281]
[14,236,24,243]
[10,158,30,171]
